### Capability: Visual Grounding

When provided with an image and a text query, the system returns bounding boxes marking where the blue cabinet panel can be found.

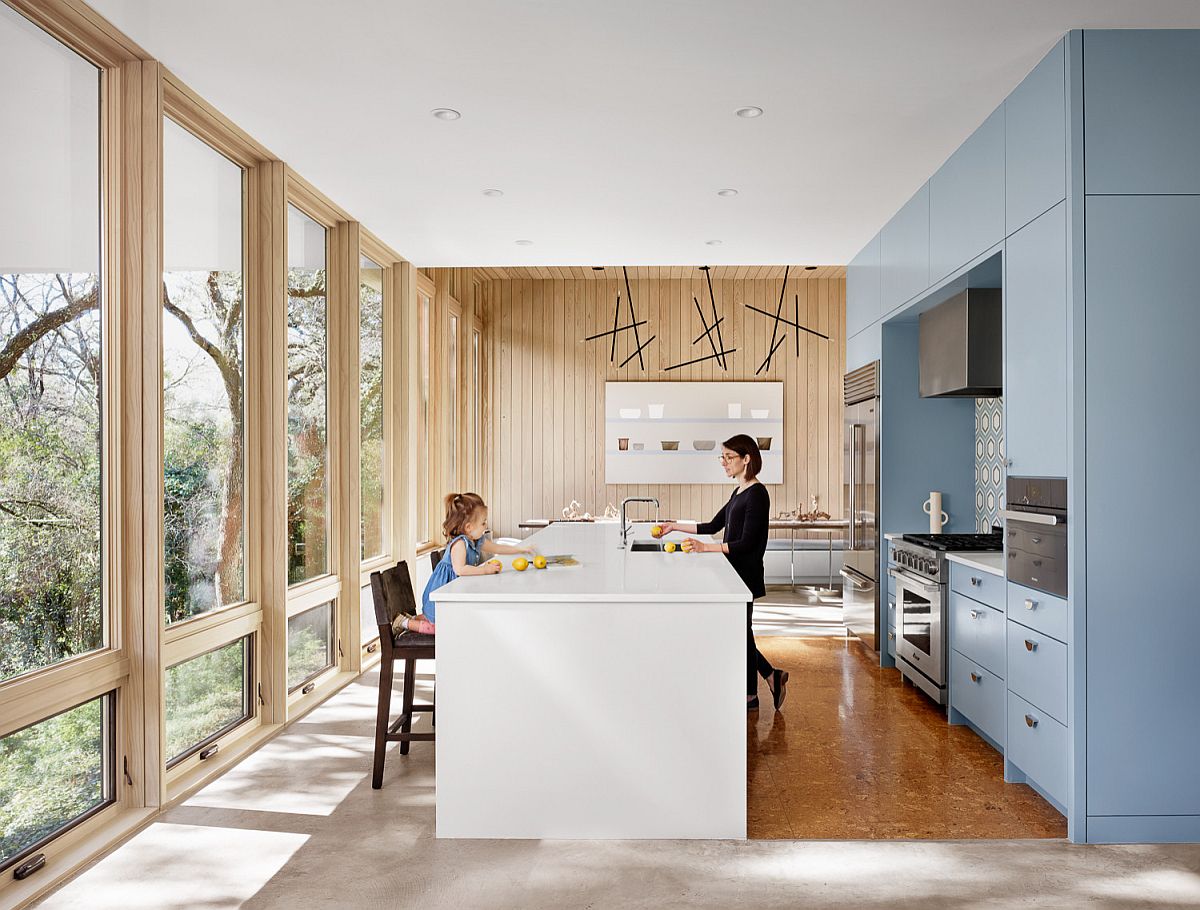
[950,650,1005,748]
[845,324,880,373]
[1006,621,1067,724]
[1085,194,1200,816]
[929,107,1005,283]
[847,233,881,338]
[1006,580,1068,644]
[1007,692,1069,810]
[1005,40,1066,234]
[879,184,929,312]
[949,591,1005,678]
[949,562,1005,611]
[1084,30,1200,194]
[1004,201,1067,477]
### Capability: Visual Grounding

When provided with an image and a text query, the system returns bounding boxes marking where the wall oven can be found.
[1000,476,1068,598]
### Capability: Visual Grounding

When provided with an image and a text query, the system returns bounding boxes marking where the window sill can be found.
[415,541,439,556]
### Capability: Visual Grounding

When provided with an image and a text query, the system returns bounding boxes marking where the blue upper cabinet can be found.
[846,233,881,338]
[1005,40,1066,234]
[928,107,1005,284]
[1084,30,1200,194]
[1004,201,1067,477]
[879,184,929,313]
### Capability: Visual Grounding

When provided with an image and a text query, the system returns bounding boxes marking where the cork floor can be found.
[747,631,1068,840]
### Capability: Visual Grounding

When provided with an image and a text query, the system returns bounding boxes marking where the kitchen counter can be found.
[431,521,746,839]
[946,551,1005,577]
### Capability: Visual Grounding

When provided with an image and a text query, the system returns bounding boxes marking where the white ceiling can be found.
[89,0,1200,267]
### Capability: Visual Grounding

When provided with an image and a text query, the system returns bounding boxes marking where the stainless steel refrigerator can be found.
[841,362,880,649]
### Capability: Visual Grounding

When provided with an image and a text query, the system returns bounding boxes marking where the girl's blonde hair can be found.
[443,492,486,540]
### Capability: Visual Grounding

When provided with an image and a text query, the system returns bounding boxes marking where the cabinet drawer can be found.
[1007,691,1069,810]
[1007,580,1068,643]
[950,649,1005,747]
[887,597,896,629]
[950,563,1005,610]
[887,572,896,600]
[950,591,1005,677]
[1006,622,1067,723]
[886,625,897,659]
[1006,547,1067,600]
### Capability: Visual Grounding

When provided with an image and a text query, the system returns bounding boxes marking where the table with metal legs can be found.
[768,519,849,594]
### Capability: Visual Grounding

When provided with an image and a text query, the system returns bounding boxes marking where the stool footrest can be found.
[386,731,435,743]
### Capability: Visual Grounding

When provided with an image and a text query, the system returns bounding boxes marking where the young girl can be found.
[402,493,535,635]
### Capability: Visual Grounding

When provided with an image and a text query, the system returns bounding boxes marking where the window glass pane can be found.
[162,118,245,623]
[360,583,378,647]
[286,205,328,585]
[472,328,480,490]
[448,313,458,489]
[0,693,114,872]
[288,601,333,691]
[165,636,250,766]
[0,6,102,682]
[359,255,384,560]
[417,295,430,540]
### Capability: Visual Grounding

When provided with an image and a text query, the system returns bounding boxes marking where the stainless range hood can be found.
[918,288,1002,398]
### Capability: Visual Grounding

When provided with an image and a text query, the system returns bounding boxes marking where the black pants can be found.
[748,601,775,696]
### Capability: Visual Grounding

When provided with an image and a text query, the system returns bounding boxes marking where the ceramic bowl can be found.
[632,442,645,450]
[619,408,641,419]
[692,439,716,450]
[750,409,769,419]
[756,436,772,450]
[661,440,680,451]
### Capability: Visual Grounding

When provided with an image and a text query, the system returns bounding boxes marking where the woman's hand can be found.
[683,537,719,553]
[658,522,679,536]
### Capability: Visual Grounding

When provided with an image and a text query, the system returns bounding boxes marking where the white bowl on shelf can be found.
[750,408,769,419]
[619,408,641,419]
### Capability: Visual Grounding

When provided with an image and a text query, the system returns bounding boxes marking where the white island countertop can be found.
[432,521,751,603]
[946,551,1005,577]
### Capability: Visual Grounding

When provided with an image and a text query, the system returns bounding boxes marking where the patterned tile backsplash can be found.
[975,397,1005,531]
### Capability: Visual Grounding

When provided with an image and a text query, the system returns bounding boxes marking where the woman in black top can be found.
[660,434,788,711]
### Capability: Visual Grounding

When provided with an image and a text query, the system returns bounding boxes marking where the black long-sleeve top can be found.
[696,482,770,600]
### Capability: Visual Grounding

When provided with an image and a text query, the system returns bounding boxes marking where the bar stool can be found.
[370,560,435,789]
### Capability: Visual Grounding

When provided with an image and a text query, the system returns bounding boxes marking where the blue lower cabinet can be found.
[950,563,1005,611]
[949,591,1005,677]
[886,624,897,659]
[1008,692,1069,810]
[1006,580,1068,643]
[1006,621,1068,724]
[950,649,1005,749]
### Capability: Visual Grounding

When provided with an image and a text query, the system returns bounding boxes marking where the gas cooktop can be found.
[901,532,1003,552]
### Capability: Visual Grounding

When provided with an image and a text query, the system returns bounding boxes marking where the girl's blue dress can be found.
[421,534,484,623]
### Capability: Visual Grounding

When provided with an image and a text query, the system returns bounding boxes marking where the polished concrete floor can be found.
[35,596,1200,909]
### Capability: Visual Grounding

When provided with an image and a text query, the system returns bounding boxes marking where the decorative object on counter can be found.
[663,266,735,372]
[648,403,664,419]
[756,436,772,450]
[661,440,679,451]
[618,407,641,419]
[561,500,593,521]
[727,403,742,419]
[603,503,619,520]
[750,408,769,419]
[632,442,644,450]
[923,491,949,534]
[618,437,629,451]
[692,439,715,450]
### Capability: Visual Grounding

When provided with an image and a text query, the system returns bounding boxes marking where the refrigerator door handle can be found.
[848,422,863,550]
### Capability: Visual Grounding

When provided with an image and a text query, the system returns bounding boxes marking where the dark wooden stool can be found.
[429,548,444,572]
[370,560,435,789]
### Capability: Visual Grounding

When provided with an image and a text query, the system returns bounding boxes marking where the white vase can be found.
[648,403,664,419]
[727,403,742,419]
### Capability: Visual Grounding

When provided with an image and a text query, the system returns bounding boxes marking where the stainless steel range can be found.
[889,532,1002,704]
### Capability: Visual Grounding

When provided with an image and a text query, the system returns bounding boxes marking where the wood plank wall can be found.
[480,271,846,539]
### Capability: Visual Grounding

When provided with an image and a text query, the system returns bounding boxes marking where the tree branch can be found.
[0,286,98,383]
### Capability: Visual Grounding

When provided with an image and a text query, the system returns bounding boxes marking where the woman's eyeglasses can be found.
[718,454,745,464]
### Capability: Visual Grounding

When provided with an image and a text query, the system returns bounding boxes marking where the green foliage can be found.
[0,697,106,865]
[287,606,331,690]
[164,639,247,761]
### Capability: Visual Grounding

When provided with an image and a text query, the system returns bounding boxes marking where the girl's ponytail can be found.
[443,492,486,540]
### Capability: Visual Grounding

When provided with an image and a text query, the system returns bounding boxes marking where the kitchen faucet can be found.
[619,497,659,549]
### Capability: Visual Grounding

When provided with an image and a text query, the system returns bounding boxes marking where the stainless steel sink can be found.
[629,541,666,552]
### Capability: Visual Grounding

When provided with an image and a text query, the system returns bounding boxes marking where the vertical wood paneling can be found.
[482,275,845,537]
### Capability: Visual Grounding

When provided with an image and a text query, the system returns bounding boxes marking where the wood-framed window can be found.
[447,299,462,492]
[415,272,435,546]
[471,316,483,492]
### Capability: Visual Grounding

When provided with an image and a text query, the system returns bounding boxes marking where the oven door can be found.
[890,568,945,686]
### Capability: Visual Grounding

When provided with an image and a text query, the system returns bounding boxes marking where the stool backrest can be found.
[370,560,418,636]
[429,547,444,573]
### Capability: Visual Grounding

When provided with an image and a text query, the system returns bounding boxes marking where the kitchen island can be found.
[431,521,749,839]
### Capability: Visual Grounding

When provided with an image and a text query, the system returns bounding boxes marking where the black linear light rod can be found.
[692,314,726,345]
[765,264,790,371]
[664,347,738,371]
[692,296,721,359]
[622,266,646,370]
[584,319,648,342]
[744,303,830,340]
[702,266,727,369]
[618,334,656,369]
[610,294,621,363]
[755,335,787,376]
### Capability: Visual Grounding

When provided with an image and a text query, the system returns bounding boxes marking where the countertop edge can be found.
[945,552,1005,577]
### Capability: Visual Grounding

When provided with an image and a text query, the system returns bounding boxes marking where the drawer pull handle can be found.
[1024,639,1038,652]
[1025,714,1039,729]
[1024,599,1037,611]
[887,631,895,640]
[969,610,980,620]
[970,577,981,587]
[1032,536,1043,544]
[969,672,981,683]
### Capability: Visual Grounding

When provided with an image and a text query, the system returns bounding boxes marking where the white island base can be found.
[433,522,748,839]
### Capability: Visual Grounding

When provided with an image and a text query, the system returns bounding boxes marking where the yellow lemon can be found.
[664,542,677,553]
[682,542,694,553]
[650,525,664,538]
[489,559,502,571]
[533,555,547,569]
[513,557,529,572]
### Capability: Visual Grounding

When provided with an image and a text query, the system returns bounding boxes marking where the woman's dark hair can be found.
[722,434,762,479]
[443,492,486,540]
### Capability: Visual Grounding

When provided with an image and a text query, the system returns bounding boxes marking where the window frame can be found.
[415,272,436,547]
[163,634,254,769]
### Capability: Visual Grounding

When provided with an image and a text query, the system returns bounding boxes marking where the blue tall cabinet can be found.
[845,30,1200,843]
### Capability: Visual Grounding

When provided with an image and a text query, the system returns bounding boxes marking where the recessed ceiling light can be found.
[717,188,739,197]
[705,240,723,246]
[482,188,504,197]
[431,108,461,121]
[515,239,533,246]
[735,106,763,119]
